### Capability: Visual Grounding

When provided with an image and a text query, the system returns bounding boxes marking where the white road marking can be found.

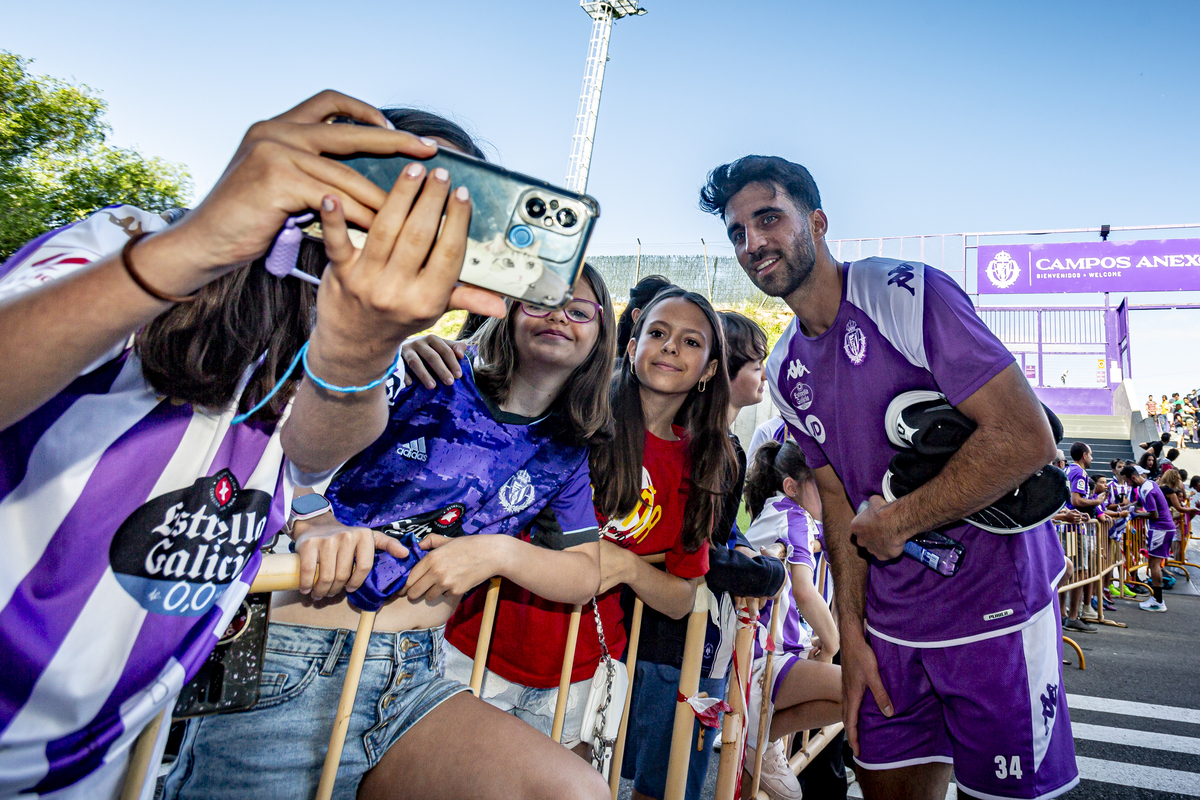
[1073,721,1200,755]
[1068,693,1200,725]
[848,779,956,798]
[1076,755,1200,796]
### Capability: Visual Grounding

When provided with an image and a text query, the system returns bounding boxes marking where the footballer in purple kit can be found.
[701,156,1077,800]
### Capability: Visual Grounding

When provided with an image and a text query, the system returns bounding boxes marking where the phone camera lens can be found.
[507,225,535,249]
[549,199,560,210]
[526,198,546,218]
[556,208,578,228]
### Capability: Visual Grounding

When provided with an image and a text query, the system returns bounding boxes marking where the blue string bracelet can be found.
[230,341,401,425]
[301,343,401,393]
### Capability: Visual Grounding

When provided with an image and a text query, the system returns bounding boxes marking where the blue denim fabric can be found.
[619,662,728,800]
[163,622,469,800]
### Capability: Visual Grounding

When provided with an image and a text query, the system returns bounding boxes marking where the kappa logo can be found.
[786,359,810,380]
[397,437,428,462]
[843,320,867,365]
[1040,683,1058,735]
[498,470,536,514]
[887,264,915,296]
[791,382,814,411]
[986,250,1021,289]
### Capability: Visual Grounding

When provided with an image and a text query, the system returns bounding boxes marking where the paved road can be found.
[1051,561,1200,799]
[847,557,1200,799]
[625,554,1200,800]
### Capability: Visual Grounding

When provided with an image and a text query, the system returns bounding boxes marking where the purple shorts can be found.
[857,605,1078,799]
[1147,525,1175,559]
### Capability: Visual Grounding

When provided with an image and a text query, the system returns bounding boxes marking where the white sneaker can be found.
[1139,598,1167,613]
[744,739,803,800]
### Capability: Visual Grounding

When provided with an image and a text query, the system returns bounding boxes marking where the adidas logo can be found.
[397,437,428,461]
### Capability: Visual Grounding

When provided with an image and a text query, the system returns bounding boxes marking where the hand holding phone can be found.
[312,117,599,309]
[306,171,506,386]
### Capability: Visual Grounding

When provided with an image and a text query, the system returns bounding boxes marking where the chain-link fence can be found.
[587,254,774,306]
[588,234,968,305]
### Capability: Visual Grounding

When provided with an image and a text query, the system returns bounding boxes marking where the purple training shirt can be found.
[765,258,1065,647]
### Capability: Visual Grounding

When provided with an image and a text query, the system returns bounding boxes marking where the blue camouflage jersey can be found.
[326,357,599,551]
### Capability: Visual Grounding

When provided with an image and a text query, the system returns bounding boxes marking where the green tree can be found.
[0,52,191,260]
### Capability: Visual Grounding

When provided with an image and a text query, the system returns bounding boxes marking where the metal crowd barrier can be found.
[1168,512,1199,574]
[1123,517,1152,595]
[1055,518,1125,670]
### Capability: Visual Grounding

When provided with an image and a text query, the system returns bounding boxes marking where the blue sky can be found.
[5,0,1199,400]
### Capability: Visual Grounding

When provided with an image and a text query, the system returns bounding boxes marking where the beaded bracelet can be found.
[230,342,401,425]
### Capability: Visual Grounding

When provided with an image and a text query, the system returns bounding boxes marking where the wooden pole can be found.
[714,603,755,800]
[120,709,167,800]
[750,589,784,799]
[315,609,377,800]
[470,577,503,696]
[635,238,642,284]
[609,598,644,799]
[250,552,302,592]
[664,583,711,800]
[551,604,584,742]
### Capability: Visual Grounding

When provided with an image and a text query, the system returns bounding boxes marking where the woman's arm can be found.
[404,536,600,605]
[791,563,839,660]
[281,180,505,475]
[0,91,428,431]
[598,541,699,620]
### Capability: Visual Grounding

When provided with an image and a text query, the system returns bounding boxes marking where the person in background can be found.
[1139,450,1161,481]
[1137,433,1169,459]
[1162,448,1180,473]
[615,274,674,354]
[1123,465,1175,613]
[1147,395,1159,423]
[610,309,783,800]
[1063,443,1102,632]
[742,441,844,800]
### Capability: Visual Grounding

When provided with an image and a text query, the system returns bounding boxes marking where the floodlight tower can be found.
[565,0,647,193]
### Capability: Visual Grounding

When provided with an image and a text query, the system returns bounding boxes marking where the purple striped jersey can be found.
[0,207,291,798]
[743,494,825,655]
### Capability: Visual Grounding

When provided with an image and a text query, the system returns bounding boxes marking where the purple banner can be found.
[977,239,1200,294]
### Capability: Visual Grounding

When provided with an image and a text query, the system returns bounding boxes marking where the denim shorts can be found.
[163,622,469,800]
[442,640,590,747]
[620,661,728,800]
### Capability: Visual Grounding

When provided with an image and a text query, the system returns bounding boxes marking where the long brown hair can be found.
[134,242,323,423]
[134,107,484,424]
[591,287,737,551]
[472,263,615,446]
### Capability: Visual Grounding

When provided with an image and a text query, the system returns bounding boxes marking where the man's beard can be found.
[746,228,816,298]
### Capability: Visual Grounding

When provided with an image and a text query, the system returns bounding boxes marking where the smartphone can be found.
[173,592,271,718]
[310,118,600,309]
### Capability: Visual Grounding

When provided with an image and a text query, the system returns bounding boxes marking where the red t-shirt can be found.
[445,427,709,687]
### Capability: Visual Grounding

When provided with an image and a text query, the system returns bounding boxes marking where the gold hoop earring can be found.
[698,379,707,393]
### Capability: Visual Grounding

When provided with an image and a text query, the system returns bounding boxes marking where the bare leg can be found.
[1067,586,1082,620]
[763,659,841,740]
[858,762,954,800]
[769,700,841,740]
[357,692,609,800]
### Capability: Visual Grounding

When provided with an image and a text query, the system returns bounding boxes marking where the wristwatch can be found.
[291,493,332,521]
